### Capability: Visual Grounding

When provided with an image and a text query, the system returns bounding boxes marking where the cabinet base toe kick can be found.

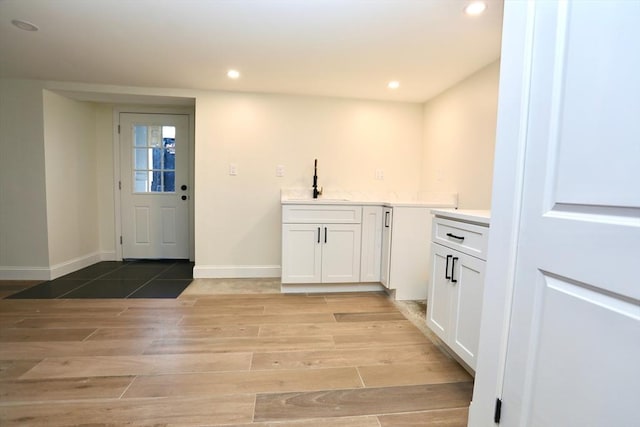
[281,282,386,294]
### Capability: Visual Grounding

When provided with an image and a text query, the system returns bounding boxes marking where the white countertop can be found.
[431,208,491,226]
[281,189,459,209]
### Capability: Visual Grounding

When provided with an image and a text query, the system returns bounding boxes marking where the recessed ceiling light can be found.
[388,81,400,90]
[11,19,39,31]
[227,69,240,79]
[465,1,487,16]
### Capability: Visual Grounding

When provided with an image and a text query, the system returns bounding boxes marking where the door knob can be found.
[181,184,188,191]
[181,195,187,200]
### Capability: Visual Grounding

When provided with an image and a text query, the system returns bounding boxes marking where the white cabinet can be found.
[380,208,392,288]
[360,206,383,282]
[320,224,361,283]
[281,224,322,283]
[427,243,455,339]
[282,205,362,284]
[379,206,433,300]
[427,211,489,370]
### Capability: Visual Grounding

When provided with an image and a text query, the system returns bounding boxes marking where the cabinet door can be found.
[321,224,362,283]
[449,251,485,369]
[380,208,392,288]
[281,224,322,284]
[426,243,453,343]
[360,206,383,282]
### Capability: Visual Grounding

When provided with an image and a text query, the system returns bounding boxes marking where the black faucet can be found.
[313,158,322,199]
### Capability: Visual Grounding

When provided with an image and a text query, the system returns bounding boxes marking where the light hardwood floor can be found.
[0,284,472,426]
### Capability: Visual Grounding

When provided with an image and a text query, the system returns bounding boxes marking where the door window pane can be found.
[149,126,162,147]
[163,149,175,170]
[151,147,163,170]
[134,126,147,147]
[151,170,163,192]
[134,148,149,170]
[134,171,150,192]
[163,171,175,192]
[132,125,177,193]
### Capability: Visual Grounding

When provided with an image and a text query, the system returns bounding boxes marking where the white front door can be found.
[120,113,190,259]
[496,1,640,425]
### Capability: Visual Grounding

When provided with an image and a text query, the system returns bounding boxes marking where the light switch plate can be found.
[375,169,384,180]
[229,163,238,176]
[276,165,285,177]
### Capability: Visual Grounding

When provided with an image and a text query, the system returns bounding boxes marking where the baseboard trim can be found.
[0,266,51,281]
[193,265,281,279]
[100,251,117,261]
[281,283,385,294]
[49,252,104,280]
[0,251,112,281]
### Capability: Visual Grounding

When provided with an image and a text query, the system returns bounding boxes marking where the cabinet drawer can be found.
[432,217,488,260]
[283,205,362,224]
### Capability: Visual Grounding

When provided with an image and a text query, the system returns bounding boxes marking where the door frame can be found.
[112,106,195,261]
[468,0,533,424]
[473,1,640,424]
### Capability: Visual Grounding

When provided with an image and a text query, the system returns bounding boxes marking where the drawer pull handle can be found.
[446,232,465,241]
[451,257,458,283]
[324,227,327,243]
[445,255,452,280]
[317,227,321,244]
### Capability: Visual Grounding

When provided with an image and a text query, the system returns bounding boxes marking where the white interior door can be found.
[499,1,640,425]
[120,113,190,259]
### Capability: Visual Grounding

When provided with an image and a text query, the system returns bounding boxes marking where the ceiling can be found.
[0,0,503,103]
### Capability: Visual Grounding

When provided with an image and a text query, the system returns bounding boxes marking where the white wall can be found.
[0,79,50,273]
[2,75,500,279]
[420,61,500,209]
[42,90,100,268]
[95,104,116,257]
[195,92,424,275]
[0,80,114,278]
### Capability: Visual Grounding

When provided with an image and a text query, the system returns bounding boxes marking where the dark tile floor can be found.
[4,260,194,299]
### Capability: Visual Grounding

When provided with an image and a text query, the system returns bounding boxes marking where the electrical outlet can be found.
[229,163,238,176]
[375,169,384,180]
[276,165,285,177]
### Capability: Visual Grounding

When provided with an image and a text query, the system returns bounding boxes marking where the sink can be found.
[286,197,350,202]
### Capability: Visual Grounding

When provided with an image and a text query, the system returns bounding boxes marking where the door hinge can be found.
[118,124,121,134]
[120,236,123,245]
[118,181,122,190]
[494,398,502,423]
